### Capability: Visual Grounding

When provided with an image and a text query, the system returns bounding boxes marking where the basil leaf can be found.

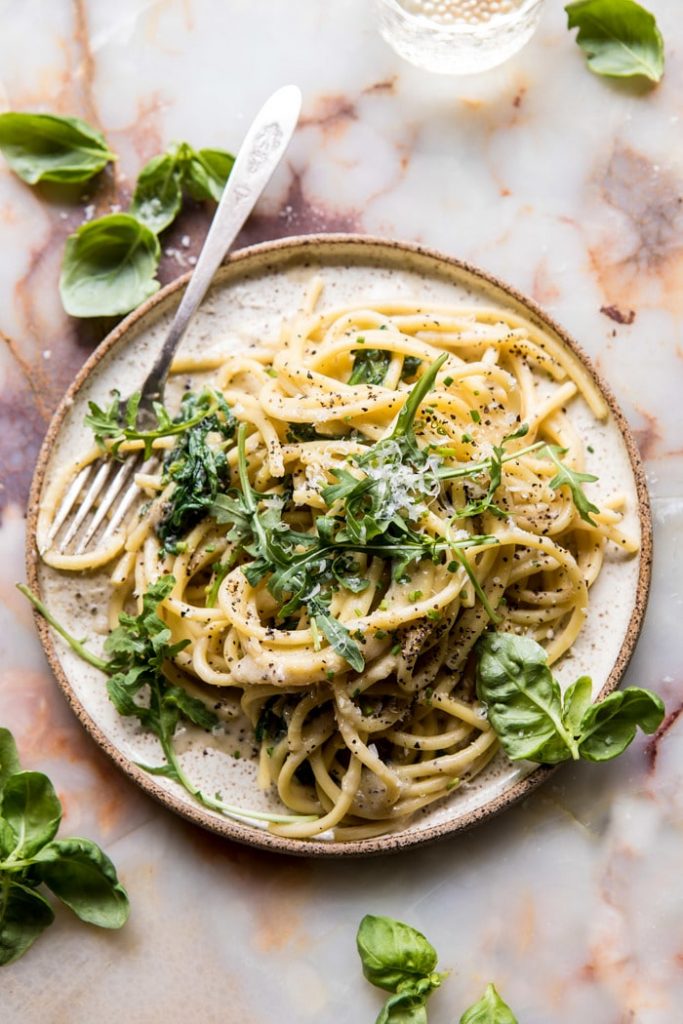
[0,882,55,966]
[180,145,234,202]
[377,992,428,1024]
[566,0,664,82]
[476,633,576,763]
[60,213,160,317]
[562,675,593,735]
[32,838,129,928]
[0,818,18,858]
[1,771,62,858]
[0,112,115,184]
[357,915,438,993]
[129,153,182,234]
[0,727,20,795]
[477,632,665,766]
[460,983,518,1024]
[577,687,664,761]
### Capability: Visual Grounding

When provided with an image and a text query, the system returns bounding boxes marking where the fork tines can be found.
[45,453,147,555]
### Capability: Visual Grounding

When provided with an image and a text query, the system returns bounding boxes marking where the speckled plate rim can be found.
[25,234,652,858]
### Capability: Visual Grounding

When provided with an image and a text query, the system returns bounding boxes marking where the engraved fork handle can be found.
[133,84,302,428]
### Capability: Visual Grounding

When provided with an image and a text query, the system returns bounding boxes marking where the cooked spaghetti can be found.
[38,282,638,840]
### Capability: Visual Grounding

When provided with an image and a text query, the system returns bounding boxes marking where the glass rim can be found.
[376,0,546,32]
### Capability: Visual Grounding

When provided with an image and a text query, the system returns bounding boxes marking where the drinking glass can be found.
[374,0,546,75]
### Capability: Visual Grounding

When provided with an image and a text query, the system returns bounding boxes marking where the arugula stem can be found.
[17,584,108,672]
[155,734,316,824]
[236,422,256,512]
[450,548,501,625]
[437,440,546,481]
[391,353,448,439]
[20,579,316,827]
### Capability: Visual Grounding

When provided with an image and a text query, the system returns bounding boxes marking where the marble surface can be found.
[1,1,682,1021]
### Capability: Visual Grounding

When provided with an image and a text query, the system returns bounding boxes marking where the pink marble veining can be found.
[1,2,682,1022]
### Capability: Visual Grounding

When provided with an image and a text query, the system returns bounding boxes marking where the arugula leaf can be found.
[309,597,365,672]
[542,446,599,525]
[477,631,665,764]
[19,582,316,828]
[348,348,391,386]
[31,838,129,928]
[566,0,664,82]
[391,353,447,444]
[0,882,55,966]
[156,393,236,551]
[130,152,183,234]
[356,915,440,992]
[85,387,221,459]
[0,729,20,796]
[460,983,518,1024]
[60,213,160,318]
[0,112,115,184]
[1,772,62,860]
[454,424,530,521]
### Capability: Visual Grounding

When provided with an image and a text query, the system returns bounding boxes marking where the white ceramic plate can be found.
[27,236,651,856]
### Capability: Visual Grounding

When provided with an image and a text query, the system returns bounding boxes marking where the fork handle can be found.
[135,84,302,424]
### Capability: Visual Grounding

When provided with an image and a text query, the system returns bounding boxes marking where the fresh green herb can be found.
[207,363,500,671]
[156,392,236,551]
[469,409,481,424]
[18,582,316,828]
[476,631,664,763]
[460,983,518,1024]
[131,142,234,231]
[85,387,221,459]
[436,428,599,527]
[453,424,530,521]
[408,590,423,603]
[566,0,664,82]
[357,915,445,1024]
[285,422,330,443]
[543,445,599,524]
[213,424,367,671]
[0,727,128,966]
[60,213,161,318]
[348,348,391,386]
[129,152,183,234]
[0,112,115,184]
[177,144,235,202]
[401,356,423,381]
[255,698,287,744]
[0,109,238,319]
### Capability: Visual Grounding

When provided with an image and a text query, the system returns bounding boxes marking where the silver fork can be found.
[43,84,302,558]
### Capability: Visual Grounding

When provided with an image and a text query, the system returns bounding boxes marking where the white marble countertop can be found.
[1,2,682,1021]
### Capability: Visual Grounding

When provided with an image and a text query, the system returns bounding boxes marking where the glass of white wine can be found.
[374,0,546,75]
